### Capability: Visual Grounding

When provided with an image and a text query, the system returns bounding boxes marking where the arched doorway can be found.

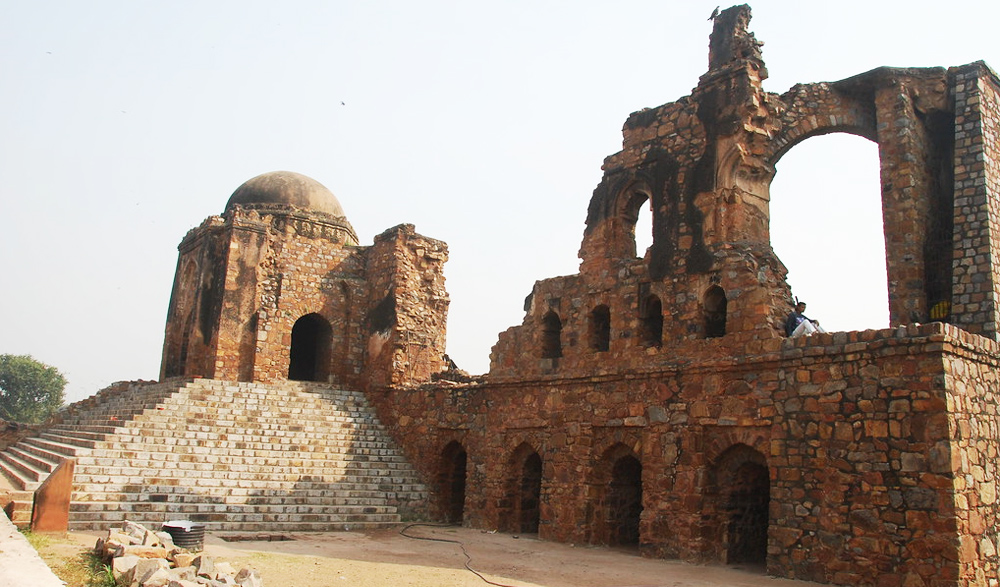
[518,452,543,533]
[592,444,643,546]
[440,441,468,524]
[725,460,769,564]
[288,313,332,382]
[608,455,643,545]
[710,444,770,566]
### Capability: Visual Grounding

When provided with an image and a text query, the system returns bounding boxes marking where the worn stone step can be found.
[47,428,114,442]
[75,430,397,447]
[0,451,45,483]
[22,436,82,458]
[39,431,101,450]
[72,451,413,469]
[71,471,425,489]
[71,501,399,514]
[71,489,427,505]
[6,445,61,475]
[70,511,401,533]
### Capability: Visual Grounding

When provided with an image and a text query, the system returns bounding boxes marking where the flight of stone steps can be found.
[0,378,429,531]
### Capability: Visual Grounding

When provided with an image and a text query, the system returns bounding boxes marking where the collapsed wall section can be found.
[363,224,449,388]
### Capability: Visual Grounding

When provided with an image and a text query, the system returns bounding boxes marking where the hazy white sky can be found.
[2,1,998,403]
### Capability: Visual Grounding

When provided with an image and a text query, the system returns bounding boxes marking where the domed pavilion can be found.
[159,170,449,389]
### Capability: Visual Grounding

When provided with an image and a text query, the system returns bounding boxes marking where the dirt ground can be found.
[43,525,826,587]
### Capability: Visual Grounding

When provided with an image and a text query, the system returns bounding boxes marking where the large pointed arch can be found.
[705,443,770,567]
[770,133,888,333]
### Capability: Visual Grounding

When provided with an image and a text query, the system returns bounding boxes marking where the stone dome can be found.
[225,171,347,217]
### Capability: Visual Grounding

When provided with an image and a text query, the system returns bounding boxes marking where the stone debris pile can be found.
[94,520,263,587]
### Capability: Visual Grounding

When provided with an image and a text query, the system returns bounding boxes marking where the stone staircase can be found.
[0,379,429,531]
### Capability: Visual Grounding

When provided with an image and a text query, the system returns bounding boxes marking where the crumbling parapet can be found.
[363,224,450,389]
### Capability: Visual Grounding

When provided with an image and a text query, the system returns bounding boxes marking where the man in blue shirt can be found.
[785,301,822,337]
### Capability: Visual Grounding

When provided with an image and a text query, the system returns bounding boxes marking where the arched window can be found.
[640,295,663,347]
[622,185,654,259]
[589,305,611,352]
[704,286,727,338]
[288,313,333,382]
[541,311,562,359]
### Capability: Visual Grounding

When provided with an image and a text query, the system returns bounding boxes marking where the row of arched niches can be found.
[436,439,769,563]
[539,285,728,359]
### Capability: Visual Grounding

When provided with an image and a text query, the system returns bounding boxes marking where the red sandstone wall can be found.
[246,211,366,385]
[376,324,987,586]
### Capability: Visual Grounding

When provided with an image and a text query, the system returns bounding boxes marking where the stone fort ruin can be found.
[2,5,1000,587]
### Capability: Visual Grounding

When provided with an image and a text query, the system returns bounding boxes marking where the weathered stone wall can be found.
[0,420,40,451]
[952,63,1000,341]
[372,7,1000,587]
[943,328,1000,586]
[378,324,996,586]
[161,216,230,380]
[244,208,367,385]
[363,224,449,389]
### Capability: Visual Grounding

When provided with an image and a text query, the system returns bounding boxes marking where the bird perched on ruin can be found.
[708,6,719,20]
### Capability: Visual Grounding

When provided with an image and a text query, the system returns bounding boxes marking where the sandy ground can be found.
[52,524,825,587]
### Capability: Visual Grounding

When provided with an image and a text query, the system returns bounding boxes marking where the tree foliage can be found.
[0,354,67,423]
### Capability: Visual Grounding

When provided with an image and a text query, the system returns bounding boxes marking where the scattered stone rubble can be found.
[94,520,262,587]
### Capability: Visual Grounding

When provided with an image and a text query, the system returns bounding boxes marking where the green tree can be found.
[0,354,67,423]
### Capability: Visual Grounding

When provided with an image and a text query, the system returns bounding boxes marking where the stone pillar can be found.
[875,84,934,325]
[950,63,1000,340]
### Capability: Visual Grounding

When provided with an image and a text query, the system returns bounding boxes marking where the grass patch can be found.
[19,528,52,550]
[19,530,115,587]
